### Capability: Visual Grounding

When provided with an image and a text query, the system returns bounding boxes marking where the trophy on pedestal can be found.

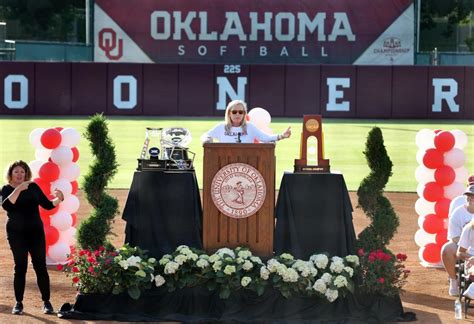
[294,115,330,173]
[137,127,194,171]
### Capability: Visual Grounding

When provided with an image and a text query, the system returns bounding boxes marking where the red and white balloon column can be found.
[28,127,81,264]
[415,129,469,267]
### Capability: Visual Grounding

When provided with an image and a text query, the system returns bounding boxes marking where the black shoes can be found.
[42,300,54,314]
[12,301,23,315]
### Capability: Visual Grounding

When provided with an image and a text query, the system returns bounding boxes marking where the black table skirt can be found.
[58,287,407,323]
[123,170,203,258]
[274,173,356,259]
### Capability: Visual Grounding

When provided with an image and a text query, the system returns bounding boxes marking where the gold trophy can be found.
[294,115,330,172]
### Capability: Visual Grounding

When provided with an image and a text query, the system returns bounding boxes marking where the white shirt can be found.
[448,205,474,240]
[449,195,467,217]
[201,123,278,144]
[458,223,474,256]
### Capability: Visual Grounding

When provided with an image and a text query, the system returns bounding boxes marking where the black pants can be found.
[7,225,50,302]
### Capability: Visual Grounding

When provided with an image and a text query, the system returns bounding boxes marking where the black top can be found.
[1,182,54,231]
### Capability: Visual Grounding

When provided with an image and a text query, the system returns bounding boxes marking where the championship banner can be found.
[94,0,414,65]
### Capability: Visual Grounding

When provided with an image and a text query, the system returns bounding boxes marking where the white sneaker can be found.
[450,278,460,296]
[464,283,474,299]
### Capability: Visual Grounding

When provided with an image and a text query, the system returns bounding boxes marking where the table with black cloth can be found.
[274,172,357,259]
[122,170,203,258]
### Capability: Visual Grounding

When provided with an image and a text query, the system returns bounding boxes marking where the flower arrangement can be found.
[59,243,161,299]
[356,248,409,296]
[60,244,363,302]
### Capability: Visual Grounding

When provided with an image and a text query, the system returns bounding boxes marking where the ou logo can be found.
[98,28,123,60]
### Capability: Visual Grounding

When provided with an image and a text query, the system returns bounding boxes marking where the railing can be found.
[0,40,16,61]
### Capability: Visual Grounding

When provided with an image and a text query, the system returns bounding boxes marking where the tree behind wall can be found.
[356,127,399,251]
[77,114,119,250]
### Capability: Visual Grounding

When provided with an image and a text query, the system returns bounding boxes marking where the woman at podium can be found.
[201,100,291,144]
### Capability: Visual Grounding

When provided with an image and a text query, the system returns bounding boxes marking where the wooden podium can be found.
[202,143,275,257]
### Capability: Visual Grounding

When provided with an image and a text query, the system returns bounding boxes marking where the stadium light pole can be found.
[86,0,90,45]
[417,0,421,52]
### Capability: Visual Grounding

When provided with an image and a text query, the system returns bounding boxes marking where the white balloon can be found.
[29,160,45,179]
[51,146,73,166]
[29,128,46,149]
[415,198,435,216]
[248,107,271,129]
[418,215,426,229]
[50,178,72,196]
[415,165,435,184]
[59,195,80,214]
[261,126,273,135]
[60,128,80,148]
[452,129,468,149]
[50,211,73,231]
[415,129,435,150]
[415,150,425,165]
[444,148,466,169]
[444,182,465,200]
[35,148,52,161]
[414,229,436,247]
[418,246,427,263]
[416,182,426,198]
[58,227,77,245]
[454,167,469,184]
[59,163,80,181]
[47,242,70,263]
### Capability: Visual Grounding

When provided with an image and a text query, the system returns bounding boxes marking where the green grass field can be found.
[0,116,472,192]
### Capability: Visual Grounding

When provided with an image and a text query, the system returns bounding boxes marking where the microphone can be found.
[237,132,242,143]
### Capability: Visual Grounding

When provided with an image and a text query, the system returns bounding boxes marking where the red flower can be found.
[358,248,365,257]
[87,257,96,263]
[72,266,79,273]
[88,266,95,274]
[72,277,80,283]
[396,253,407,261]
[378,277,385,284]
[67,260,75,266]
[56,264,64,271]
[94,250,101,257]
[79,250,88,256]
[98,246,105,252]
[368,255,376,262]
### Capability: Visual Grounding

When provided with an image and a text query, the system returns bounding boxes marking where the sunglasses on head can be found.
[231,110,245,115]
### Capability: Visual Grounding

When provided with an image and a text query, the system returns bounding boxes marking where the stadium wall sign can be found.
[94,0,414,65]
[0,63,472,120]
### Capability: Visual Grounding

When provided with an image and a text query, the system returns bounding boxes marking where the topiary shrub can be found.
[77,114,119,250]
[356,127,399,251]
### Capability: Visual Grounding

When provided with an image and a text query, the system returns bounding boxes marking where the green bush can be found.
[356,127,399,251]
[77,114,119,250]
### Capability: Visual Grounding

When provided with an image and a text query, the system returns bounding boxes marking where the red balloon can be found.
[71,147,80,162]
[422,243,441,263]
[41,214,51,226]
[55,127,63,132]
[423,214,444,234]
[38,161,60,182]
[44,225,59,246]
[70,180,78,195]
[40,205,58,217]
[40,128,62,149]
[423,149,444,169]
[435,199,451,218]
[435,230,448,246]
[434,131,455,152]
[71,213,77,227]
[434,165,455,186]
[34,177,51,196]
[423,182,444,202]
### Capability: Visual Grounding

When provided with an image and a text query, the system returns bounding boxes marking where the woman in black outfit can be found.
[1,160,64,315]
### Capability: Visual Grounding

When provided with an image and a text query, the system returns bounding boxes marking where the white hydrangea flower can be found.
[196,259,209,269]
[176,245,188,251]
[164,261,179,274]
[179,247,192,255]
[292,260,311,277]
[250,256,262,264]
[159,255,171,265]
[238,250,252,259]
[267,259,281,273]
[150,273,154,282]
[280,253,294,261]
[344,266,354,277]
[242,260,254,271]
[313,279,327,294]
[334,275,348,288]
[308,263,318,277]
[118,260,129,269]
[217,248,235,258]
[148,257,156,264]
[199,254,209,260]
[260,266,270,280]
[325,288,339,302]
[329,260,344,274]
[276,264,288,276]
[223,265,236,275]
[282,268,299,282]
[154,274,165,287]
[212,260,223,272]
[241,276,252,287]
[114,255,123,261]
[321,272,333,284]
[188,253,199,261]
[135,270,146,277]
[331,256,344,264]
[345,255,360,266]
[126,256,142,267]
[311,254,329,269]
[209,254,220,263]
[174,254,187,265]
[236,257,244,264]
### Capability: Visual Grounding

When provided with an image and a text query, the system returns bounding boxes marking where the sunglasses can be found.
[231,110,245,115]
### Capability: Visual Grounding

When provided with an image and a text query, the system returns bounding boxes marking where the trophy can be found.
[137,127,167,170]
[294,115,330,172]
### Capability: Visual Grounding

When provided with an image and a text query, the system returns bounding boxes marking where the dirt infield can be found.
[0,190,471,323]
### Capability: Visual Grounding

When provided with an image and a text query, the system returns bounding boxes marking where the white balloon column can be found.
[248,107,273,140]
[415,129,469,267]
[29,127,80,264]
